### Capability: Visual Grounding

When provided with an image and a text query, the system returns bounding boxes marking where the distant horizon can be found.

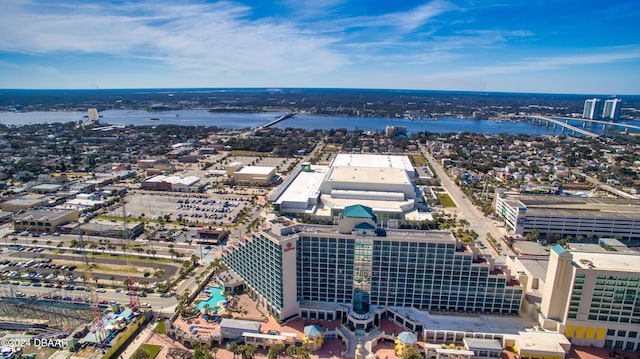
[1,1,639,94]
[1,87,638,97]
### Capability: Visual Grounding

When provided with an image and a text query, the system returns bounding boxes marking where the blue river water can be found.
[0,109,637,136]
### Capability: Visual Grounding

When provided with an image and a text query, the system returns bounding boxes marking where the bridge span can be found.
[553,116,640,133]
[257,112,295,129]
[525,115,599,137]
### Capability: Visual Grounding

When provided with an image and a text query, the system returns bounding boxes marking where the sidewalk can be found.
[119,321,155,359]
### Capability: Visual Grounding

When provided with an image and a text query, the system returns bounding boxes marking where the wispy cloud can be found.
[0,0,348,74]
[336,0,455,33]
[437,47,640,77]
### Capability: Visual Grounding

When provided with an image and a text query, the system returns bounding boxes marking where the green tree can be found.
[402,345,423,359]
[193,342,213,359]
[242,344,257,359]
[229,342,239,359]
[131,349,150,359]
[286,345,297,358]
[268,344,284,359]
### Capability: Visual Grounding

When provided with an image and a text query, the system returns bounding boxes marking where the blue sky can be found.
[1,0,640,94]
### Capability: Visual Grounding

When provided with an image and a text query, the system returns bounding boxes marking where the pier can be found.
[257,112,296,129]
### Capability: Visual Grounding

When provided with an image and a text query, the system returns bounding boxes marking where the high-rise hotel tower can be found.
[222,205,523,329]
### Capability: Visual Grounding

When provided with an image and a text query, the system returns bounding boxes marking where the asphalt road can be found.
[420,144,514,257]
[1,284,178,314]
[5,249,179,283]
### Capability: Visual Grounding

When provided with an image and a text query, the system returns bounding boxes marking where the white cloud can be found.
[336,0,455,33]
[439,47,640,77]
[0,0,349,74]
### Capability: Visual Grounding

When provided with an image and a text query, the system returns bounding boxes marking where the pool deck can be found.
[139,279,640,359]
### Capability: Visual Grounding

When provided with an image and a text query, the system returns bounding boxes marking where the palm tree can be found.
[268,344,283,359]
[286,345,297,358]
[110,276,115,288]
[243,344,257,359]
[211,347,218,359]
[229,342,239,359]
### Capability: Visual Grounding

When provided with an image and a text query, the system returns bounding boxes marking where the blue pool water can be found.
[194,286,226,312]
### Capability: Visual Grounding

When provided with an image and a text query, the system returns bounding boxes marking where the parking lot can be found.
[108,192,253,227]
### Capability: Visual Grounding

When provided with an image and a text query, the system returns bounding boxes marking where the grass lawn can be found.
[88,252,174,264]
[154,320,166,335]
[229,150,270,156]
[411,153,428,166]
[436,193,457,208]
[137,344,162,358]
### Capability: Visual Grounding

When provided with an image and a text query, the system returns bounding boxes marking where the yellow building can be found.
[302,324,324,351]
[13,209,78,233]
[227,162,277,185]
[395,331,417,356]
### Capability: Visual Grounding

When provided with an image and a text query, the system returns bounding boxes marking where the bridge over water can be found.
[256,112,296,129]
[525,115,600,137]
[526,114,640,137]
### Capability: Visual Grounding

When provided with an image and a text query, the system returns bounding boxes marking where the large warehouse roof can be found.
[331,154,414,173]
[326,167,410,186]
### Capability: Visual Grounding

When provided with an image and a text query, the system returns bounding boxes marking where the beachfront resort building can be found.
[222,205,523,324]
[537,245,640,351]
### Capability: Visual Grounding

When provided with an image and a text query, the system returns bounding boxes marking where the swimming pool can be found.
[194,286,226,312]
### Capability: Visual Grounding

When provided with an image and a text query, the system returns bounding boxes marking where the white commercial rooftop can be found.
[571,251,640,272]
[326,167,410,185]
[145,175,199,186]
[515,331,570,354]
[331,154,414,173]
[275,166,328,208]
[391,307,534,335]
[235,166,276,175]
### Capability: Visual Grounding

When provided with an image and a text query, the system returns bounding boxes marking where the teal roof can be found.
[354,222,376,230]
[304,324,322,337]
[397,331,417,344]
[344,204,374,219]
[551,245,566,255]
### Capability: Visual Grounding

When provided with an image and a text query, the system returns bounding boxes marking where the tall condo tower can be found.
[583,98,602,120]
[602,99,622,120]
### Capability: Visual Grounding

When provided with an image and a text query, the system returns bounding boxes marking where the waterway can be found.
[1,109,638,136]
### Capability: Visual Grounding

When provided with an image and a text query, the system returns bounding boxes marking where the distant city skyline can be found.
[1,0,640,94]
